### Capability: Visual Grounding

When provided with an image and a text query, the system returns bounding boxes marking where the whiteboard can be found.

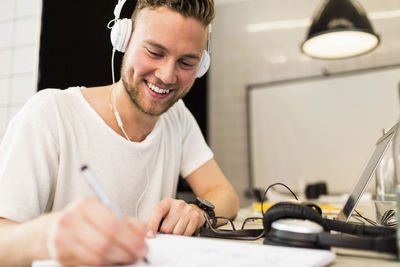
[248,66,400,194]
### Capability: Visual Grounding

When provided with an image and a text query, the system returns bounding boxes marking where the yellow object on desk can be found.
[252,202,341,215]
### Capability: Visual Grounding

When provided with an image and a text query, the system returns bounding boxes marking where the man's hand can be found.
[147,198,205,238]
[46,197,148,266]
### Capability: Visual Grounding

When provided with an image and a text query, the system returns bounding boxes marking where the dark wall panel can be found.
[37,0,207,141]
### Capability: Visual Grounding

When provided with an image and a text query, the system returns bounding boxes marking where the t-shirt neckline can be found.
[71,86,161,146]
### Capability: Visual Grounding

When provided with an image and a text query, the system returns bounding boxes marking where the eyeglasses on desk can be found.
[199,212,265,240]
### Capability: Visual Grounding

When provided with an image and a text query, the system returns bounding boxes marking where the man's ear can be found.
[110,18,132,53]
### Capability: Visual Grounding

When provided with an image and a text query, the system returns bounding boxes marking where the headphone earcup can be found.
[110,18,132,53]
[196,50,210,78]
[263,202,329,233]
[262,202,399,255]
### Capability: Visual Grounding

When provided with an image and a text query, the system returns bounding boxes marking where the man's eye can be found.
[146,48,162,57]
[180,60,195,69]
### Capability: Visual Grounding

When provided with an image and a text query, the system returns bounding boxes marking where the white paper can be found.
[33,234,335,267]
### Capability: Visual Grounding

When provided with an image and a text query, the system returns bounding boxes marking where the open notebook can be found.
[32,233,335,267]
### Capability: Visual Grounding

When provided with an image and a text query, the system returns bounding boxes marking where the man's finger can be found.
[147,199,172,238]
[183,219,199,236]
[171,216,190,235]
[48,219,99,266]
[78,198,147,256]
[76,217,137,264]
[63,235,102,266]
[126,217,147,238]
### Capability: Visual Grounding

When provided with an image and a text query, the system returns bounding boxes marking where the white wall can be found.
[0,0,41,140]
[210,0,400,206]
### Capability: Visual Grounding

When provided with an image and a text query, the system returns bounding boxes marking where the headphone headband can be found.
[109,0,211,78]
[113,0,127,19]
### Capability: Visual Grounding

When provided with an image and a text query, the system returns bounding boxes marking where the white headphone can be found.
[108,0,211,78]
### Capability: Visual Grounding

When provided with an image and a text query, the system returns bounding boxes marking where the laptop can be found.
[337,122,399,222]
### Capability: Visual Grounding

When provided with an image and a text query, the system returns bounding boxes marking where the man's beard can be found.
[121,74,190,117]
[121,76,157,116]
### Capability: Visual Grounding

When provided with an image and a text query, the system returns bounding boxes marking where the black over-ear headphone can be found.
[263,202,397,255]
[108,0,211,78]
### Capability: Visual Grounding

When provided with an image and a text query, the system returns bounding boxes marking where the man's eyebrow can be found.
[145,40,201,60]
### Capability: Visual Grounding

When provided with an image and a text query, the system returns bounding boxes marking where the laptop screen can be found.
[337,122,399,222]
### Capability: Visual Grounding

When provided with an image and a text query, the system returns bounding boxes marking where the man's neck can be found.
[112,82,159,142]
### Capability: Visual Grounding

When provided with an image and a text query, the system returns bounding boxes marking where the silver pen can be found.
[81,165,123,219]
[80,165,149,264]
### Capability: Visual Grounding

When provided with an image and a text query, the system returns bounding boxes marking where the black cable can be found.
[353,210,377,226]
[261,182,298,216]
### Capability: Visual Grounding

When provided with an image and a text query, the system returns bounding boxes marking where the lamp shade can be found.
[301,0,380,59]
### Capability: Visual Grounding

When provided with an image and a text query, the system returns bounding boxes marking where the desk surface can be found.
[231,204,399,267]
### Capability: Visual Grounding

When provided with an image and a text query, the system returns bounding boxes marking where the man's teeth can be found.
[148,82,170,94]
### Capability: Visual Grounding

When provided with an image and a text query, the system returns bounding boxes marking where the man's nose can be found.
[155,59,177,85]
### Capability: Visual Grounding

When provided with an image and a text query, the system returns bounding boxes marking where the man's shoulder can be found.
[32,87,81,101]
[13,87,82,122]
[30,86,84,105]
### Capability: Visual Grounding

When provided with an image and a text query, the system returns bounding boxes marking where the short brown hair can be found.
[131,0,215,27]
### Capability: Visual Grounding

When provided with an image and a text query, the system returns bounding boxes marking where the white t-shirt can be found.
[0,87,213,222]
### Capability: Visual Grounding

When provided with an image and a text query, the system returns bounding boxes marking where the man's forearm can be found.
[182,158,240,231]
[201,184,240,220]
[0,215,51,266]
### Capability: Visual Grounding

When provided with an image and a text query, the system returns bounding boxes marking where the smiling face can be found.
[120,6,208,116]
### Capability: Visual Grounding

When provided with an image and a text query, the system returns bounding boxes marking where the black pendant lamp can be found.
[301,0,380,59]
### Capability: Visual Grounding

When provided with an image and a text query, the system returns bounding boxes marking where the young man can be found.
[0,0,239,266]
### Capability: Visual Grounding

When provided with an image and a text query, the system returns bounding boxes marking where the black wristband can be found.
[189,197,216,227]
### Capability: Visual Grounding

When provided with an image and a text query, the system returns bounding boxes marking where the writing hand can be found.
[46,197,148,266]
[147,197,205,238]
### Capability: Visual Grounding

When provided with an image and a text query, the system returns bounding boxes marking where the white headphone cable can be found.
[110,48,150,217]
[110,49,131,142]
[112,86,131,142]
